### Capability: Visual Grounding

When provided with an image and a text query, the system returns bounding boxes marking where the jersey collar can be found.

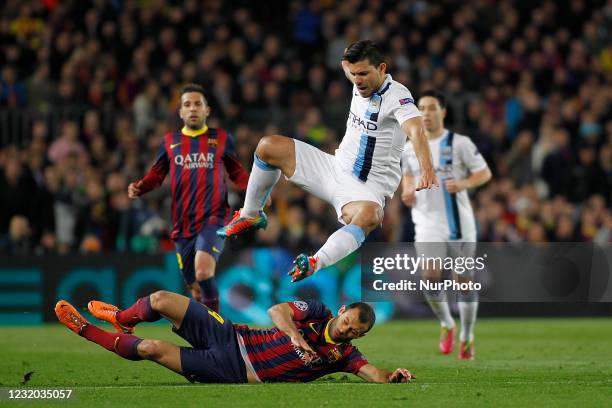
[324,319,339,344]
[429,128,448,142]
[374,74,392,96]
[181,125,208,137]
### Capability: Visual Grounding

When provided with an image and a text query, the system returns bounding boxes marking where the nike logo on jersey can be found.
[212,246,221,253]
[309,322,319,334]
[170,142,182,149]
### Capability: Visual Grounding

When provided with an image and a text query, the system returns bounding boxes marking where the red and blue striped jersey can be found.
[137,126,249,240]
[233,300,369,382]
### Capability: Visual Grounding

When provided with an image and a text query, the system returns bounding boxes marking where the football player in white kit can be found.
[401,90,491,360]
[218,40,437,281]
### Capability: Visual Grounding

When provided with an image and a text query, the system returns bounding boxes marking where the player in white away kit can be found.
[401,90,491,360]
[218,40,437,281]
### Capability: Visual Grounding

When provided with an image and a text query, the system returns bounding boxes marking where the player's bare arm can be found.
[401,117,438,191]
[444,167,492,193]
[401,175,416,206]
[267,303,317,360]
[357,363,415,383]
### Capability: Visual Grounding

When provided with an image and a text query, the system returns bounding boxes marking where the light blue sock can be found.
[314,225,366,270]
[241,154,280,217]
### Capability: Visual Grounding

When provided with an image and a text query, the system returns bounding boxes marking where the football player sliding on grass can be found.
[56,292,414,384]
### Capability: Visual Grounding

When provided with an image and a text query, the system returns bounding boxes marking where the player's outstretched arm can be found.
[268,303,317,361]
[128,142,171,199]
[401,117,438,191]
[357,363,415,383]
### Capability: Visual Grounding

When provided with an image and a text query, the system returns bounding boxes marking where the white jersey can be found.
[401,129,489,241]
[335,74,421,198]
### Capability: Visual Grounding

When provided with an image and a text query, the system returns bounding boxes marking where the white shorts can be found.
[288,139,385,223]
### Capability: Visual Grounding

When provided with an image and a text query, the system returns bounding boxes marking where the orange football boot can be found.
[55,300,89,335]
[88,300,134,334]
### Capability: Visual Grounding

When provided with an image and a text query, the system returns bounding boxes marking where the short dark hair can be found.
[346,302,376,332]
[180,83,206,99]
[419,90,447,109]
[342,40,384,66]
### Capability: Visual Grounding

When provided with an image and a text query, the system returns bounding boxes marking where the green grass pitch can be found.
[1,318,611,407]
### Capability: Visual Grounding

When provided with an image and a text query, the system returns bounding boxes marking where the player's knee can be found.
[137,339,164,360]
[255,135,285,163]
[352,207,382,232]
[195,267,214,281]
[149,290,171,311]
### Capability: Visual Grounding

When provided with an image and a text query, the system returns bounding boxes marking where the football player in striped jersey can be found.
[56,293,415,384]
[128,84,249,312]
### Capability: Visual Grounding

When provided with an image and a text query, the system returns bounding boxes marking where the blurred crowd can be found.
[0,0,610,255]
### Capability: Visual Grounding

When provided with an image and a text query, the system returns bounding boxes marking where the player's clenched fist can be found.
[388,368,415,383]
[127,181,142,198]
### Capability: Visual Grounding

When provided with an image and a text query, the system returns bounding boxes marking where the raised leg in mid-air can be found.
[216,135,293,238]
[288,200,382,282]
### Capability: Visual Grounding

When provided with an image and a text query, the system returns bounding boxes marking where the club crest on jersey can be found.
[293,301,308,311]
[365,94,382,122]
[327,347,342,362]
[174,152,215,169]
[441,146,452,161]
[368,95,381,113]
[435,164,454,178]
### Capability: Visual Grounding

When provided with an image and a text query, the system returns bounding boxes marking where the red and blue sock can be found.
[81,325,142,361]
[198,277,219,313]
[116,296,161,327]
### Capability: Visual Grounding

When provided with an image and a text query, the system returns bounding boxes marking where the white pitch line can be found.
[61,380,612,389]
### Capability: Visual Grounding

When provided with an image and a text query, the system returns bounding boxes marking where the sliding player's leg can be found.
[136,339,182,374]
[55,292,241,383]
[56,300,145,362]
[88,290,190,332]
[170,298,248,383]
